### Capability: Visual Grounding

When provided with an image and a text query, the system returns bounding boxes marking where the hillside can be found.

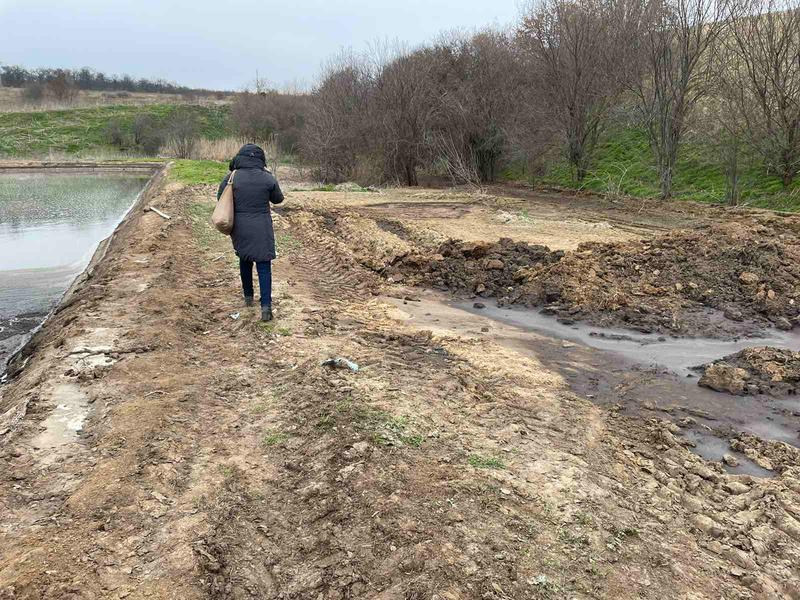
[531,127,800,212]
[0,104,230,158]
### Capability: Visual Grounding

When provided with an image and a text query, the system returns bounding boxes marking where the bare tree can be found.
[425,30,523,183]
[723,0,800,187]
[633,0,728,199]
[370,46,439,186]
[301,53,373,183]
[517,0,627,182]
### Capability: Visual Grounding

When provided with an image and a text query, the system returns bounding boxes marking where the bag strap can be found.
[228,170,236,185]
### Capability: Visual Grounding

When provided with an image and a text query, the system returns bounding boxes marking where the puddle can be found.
[385,292,800,475]
[684,431,774,478]
[455,300,800,378]
[30,383,90,453]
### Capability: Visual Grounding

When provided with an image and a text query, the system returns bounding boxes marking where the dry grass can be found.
[0,87,232,113]
[184,136,283,176]
[188,138,248,161]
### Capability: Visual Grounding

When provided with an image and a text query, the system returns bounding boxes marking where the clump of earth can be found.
[509,221,800,338]
[696,346,800,396]
[388,238,563,297]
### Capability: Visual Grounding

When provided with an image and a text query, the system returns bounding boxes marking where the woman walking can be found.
[217,143,284,321]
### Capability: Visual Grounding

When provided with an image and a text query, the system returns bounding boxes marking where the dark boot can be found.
[261,306,273,322]
[244,296,254,307]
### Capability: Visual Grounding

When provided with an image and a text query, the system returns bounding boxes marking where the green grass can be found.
[0,104,230,158]
[468,454,506,470]
[171,159,228,185]
[275,231,302,255]
[373,415,424,448]
[329,398,423,448]
[513,125,800,212]
[257,321,292,336]
[187,201,218,249]
[262,432,289,447]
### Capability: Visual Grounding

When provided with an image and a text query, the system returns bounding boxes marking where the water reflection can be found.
[0,172,149,372]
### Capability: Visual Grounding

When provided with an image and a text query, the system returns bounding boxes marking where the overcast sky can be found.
[0,0,520,91]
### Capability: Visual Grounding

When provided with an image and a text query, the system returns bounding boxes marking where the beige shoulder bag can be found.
[211,170,236,235]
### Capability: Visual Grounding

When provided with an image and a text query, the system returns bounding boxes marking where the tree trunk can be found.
[659,156,674,200]
[405,162,418,187]
[781,168,794,188]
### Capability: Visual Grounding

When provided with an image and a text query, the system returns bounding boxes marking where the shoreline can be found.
[0,161,168,381]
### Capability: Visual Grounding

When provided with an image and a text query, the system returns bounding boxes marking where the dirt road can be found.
[0,171,798,599]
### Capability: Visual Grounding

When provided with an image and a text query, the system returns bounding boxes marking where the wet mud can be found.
[388,292,800,477]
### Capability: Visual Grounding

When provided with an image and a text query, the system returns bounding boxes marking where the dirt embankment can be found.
[698,347,800,396]
[387,238,563,297]
[513,220,800,338]
[288,204,800,339]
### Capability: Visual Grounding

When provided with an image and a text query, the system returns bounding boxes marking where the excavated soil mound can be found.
[388,238,563,297]
[697,347,800,396]
[513,221,800,338]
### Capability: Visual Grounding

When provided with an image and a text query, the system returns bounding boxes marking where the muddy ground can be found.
[0,171,799,599]
[698,347,800,397]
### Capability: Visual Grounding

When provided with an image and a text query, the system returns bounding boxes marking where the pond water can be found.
[0,172,150,375]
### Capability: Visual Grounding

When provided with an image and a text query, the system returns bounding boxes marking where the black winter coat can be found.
[217,144,284,262]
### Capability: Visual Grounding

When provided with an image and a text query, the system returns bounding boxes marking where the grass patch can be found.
[262,432,289,446]
[373,415,424,448]
[468,454,506,469]
[187,201,219,250]
[0,104,230,157]
[331,398,423,448]
[171,159,229,185]
[508,125,800,212]
[316,413,336,431]
[257,322,291,336]
[275,231,302,255]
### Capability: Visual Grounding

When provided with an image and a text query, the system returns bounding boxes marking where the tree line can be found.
[285,0,800,201]
[0,65,201,96]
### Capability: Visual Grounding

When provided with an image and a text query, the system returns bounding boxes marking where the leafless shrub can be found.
[165,108,200,159]
[431,131,483,189]
[370,46,439,186]
[230,88,309,155]
[45,72,79,104]
[22,83,45,105]
[105,119,128,149]
[425,30,523,183]
[132,114,163,155]
[301,52,373,183]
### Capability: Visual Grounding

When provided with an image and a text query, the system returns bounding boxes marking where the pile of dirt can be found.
[697,346,800,396]
[387,237,563,297]
[512,221,800,338]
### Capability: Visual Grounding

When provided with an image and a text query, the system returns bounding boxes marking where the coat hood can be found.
[229,144,266,170]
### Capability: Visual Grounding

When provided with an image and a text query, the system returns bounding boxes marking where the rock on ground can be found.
[698,347,800,396]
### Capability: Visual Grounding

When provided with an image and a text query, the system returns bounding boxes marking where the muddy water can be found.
[0,172,149,375]
[386,293,800,477]
[457,301,800,378]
